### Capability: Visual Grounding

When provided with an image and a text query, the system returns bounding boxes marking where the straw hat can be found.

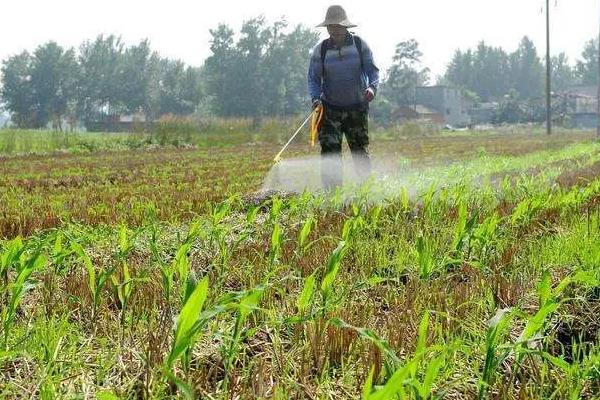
[316,5,357,28]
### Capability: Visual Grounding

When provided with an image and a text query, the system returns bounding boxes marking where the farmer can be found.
[308,5,380,189]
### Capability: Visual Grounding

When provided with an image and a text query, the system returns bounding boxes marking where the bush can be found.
[153,115,196,146]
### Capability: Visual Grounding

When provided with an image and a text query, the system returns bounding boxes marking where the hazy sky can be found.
[1,0,598,77]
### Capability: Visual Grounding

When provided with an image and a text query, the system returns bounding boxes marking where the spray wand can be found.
[273,104,324,163]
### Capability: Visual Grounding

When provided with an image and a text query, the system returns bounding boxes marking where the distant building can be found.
[415,86,471,127]
[469,102,499,125]
[395,105,444,125]
[566,85,598,129]
[86,113,149,132]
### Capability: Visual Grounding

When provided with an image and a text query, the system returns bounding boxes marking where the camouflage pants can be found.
[319,107,371,189]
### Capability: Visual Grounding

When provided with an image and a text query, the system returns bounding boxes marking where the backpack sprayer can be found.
[273,104,324,163]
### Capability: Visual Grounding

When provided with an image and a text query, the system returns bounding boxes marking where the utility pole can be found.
[597,1,600,137]
[546,0,552,135]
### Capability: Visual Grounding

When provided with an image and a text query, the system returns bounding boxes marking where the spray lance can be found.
[273,104,324,163]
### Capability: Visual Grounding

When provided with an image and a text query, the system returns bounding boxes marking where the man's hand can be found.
[364,87,375,103]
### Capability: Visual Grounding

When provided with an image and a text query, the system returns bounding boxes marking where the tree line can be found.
[1,16,598,129]
[442,36,598,103]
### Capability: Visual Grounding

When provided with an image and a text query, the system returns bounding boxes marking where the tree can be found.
[444,42,511,101]
[78,34,125,123]
[1,43,79,130]
[1,52,36,128]
[278,26,319,114]
[30,42,79,130]
[380,39,430,108]
[203,18,318,119]
[509,36,544,99]
[118,39,156,117]
[444,49,475,92]
[551,53,575,91]
[575,38,599,85]
[157,60,202,116]
[203,23,238,116]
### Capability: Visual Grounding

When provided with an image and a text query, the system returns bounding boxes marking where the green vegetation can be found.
[2,22,597,130]
[1,128,600,399]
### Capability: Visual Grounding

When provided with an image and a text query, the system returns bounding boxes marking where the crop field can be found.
[1,127,600,399]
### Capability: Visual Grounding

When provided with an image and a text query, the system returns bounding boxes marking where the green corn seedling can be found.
[330,318,401,373]
[0,237,25,293]
[167,276,209,368]
[320,241,348,316]
[297,216,316,256]
[400,187,410,213]
[296,270,317,318]
[363,312,443,400]
[148,223,174,303]
[224,286,264,389]
[111,225,137,329]
[111,261,132,328]
[478,308,514,400]
[173,243,192,301]
[269,196,284,224]
[417,236,435,279]
[269,223,284,269]
[2,252,46,350]
[71,242,115,322]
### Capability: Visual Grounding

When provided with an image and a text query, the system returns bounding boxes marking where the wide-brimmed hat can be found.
[316,5,357,28]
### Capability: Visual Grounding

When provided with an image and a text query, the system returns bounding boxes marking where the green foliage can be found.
[167,276,209,368]
[71,242,115,321]
[575,38,599,85]
[2,252,46,349]
[444,36,546,102]
[379,39,430,110]
[1,130,600,398]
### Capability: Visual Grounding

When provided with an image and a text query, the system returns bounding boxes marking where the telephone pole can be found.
[597,1,600,137]
[546,0,552,135]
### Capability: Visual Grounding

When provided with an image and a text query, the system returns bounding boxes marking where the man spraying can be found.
[308,5,380,189]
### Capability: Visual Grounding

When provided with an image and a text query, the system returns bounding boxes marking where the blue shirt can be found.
[307,33,380,110]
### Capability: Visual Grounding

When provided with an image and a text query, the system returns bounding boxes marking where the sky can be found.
[0,0,598,78]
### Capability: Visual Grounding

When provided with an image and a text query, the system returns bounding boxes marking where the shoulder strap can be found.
[353,35,364,73]
[320,38,329,77]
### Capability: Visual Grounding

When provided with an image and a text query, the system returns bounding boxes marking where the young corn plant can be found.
[209,202,236,287]
[71,242,115,322]
[148,222,174,304]
[296,270,317,321]
[111,225,136,330]
[470,212,501,270]
[296,216,316,259]
[2,251,46,350]
[445,201,479,269]
[330,318,401,378]
[0,238,26,305]
[416,236,436,280]
[512,269,600,374]
[361,312,447,399]
[172,243,192,302]
[166,276,209,378]
[400,187,411,214]
[269,196,284,224]
[320,241,348,317]
[268,223,284,273]
[478,308,515,400]
[223,286,265,390]
[49,231,70,273]
[510,195,548,228]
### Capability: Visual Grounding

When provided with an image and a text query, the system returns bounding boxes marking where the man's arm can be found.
[307,43,323,105]
[360,39,380,95]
